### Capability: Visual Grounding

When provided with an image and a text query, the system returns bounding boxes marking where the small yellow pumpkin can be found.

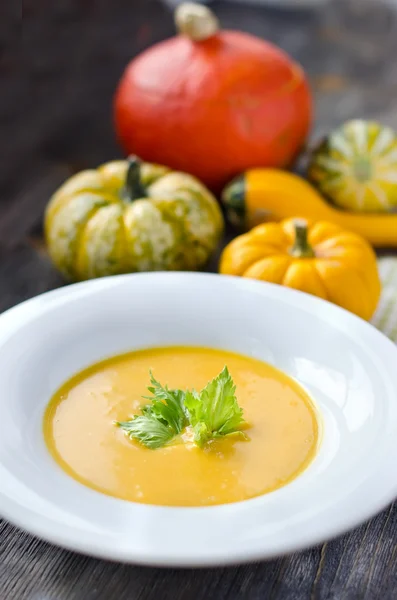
[219,218,381,320]
[45,157,224,281]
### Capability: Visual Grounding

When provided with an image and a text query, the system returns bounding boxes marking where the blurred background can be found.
[1,0,397,312]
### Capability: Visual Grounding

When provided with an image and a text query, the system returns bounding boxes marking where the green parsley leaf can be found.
[117,415,174,449]
[184,366,248,447]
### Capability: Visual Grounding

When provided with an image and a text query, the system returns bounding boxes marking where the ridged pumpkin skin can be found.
[45,159,224,281]
[114,27,311,191]
[308,120,397,213]
[219,218,381,320]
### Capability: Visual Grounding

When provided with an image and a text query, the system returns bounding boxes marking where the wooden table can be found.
[1,1,397,598]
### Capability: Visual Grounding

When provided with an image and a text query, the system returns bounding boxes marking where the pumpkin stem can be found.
[175,2,219,42]
[124,156,147,201]
[289,219,315,258]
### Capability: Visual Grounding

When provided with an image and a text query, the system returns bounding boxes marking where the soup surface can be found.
[44,347,319,506]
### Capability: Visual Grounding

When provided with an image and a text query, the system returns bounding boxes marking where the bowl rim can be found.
[0,272,397,567]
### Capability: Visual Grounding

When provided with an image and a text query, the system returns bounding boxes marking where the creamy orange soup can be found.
[44,347,319,506]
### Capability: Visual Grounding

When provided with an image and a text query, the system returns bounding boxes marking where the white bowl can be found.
[0,272,396,567]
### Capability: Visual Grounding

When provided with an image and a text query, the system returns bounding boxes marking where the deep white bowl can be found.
[0,272,396,567]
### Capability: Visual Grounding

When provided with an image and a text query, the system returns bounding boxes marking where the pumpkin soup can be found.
[44,347,319,506]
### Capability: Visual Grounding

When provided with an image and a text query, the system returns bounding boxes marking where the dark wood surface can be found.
[2,1,397,598]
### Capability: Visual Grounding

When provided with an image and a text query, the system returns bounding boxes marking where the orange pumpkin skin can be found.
[219,218,381,321]
[114,30,312,191]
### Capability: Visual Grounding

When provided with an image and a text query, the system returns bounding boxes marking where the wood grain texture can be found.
[1,0,397,598]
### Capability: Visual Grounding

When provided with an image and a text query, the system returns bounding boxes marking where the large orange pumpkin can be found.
[114,2,312,191]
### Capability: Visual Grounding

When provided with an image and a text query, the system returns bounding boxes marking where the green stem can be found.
[289,219,315,258]
[124,155,147,201]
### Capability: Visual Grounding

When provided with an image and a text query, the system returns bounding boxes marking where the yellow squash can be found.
[221,169,397,248]
[45,157,224,281]
[219,218,381,320]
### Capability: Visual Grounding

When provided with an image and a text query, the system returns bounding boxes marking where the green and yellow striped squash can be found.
[45,157,224,281]
[308,120,397,213]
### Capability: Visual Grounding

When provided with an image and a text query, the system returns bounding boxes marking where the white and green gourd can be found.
[44,157,224,280]
[308,120,397,213]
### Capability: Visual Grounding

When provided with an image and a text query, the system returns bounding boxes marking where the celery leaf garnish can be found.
[117,366,248,449]
[184,366,248,447]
